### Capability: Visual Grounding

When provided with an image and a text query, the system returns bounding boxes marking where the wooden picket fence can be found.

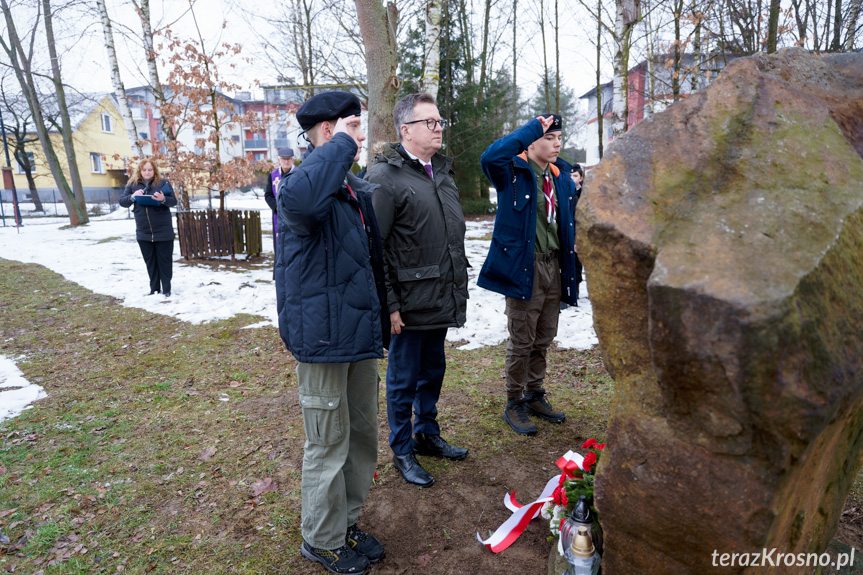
[176,209,263,260]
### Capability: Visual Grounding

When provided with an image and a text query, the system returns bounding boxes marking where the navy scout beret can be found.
[296,91,362,131]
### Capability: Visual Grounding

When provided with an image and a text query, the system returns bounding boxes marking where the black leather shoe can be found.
[392,453,434,487]
[414,432,468,461]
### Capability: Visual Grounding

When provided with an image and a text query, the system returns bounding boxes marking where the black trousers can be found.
[138,240,173,293]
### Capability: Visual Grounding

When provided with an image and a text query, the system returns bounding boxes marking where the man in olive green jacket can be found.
[365,93,469,488]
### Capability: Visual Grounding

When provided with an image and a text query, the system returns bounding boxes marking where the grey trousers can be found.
[504,258,562,400]
[297,359,379,549]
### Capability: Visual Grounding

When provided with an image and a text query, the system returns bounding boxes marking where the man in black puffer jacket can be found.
[276,91,387,575]
[365,93,469,489]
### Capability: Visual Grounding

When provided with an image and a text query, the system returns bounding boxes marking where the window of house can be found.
[15,151,35,174]
[139,132,149,141]
[101,113,113,133]
[232,135,240,143]
[278,109,286,120]
[253,152,267,161]
[90,152,104,174]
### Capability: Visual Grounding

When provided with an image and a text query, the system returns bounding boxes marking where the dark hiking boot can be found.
[414,432,469,461]
[346,524,385,563]
[503,399,537,436]
[301,541,369,574]
[524,389,566,423]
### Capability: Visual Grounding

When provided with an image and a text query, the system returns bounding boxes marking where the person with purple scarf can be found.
[264,147,296,252]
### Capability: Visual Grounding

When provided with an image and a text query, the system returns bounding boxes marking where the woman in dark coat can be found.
[118,159,177,296]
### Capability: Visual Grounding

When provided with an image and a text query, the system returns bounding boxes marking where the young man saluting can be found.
[276,91,386,574]
[477,114,579,436]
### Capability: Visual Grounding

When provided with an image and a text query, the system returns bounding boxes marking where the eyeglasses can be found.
[403,118,447,131]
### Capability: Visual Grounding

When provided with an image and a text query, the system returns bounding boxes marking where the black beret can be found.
[542,113,563,133]
[277,147,295,158]
[296,91,362,131]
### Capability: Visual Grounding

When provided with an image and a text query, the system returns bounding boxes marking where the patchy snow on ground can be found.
[1,192,597,351]
[0,354,47,422]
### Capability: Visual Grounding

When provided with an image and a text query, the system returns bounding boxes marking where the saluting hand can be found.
[536,115,555,133]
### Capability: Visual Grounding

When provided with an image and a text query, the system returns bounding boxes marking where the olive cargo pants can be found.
[297,359,379,549]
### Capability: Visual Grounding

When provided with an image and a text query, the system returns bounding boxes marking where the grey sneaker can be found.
[503,399,537,435]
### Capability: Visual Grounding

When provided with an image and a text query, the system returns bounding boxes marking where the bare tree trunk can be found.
[478,0,493,97]
[846,0,862,49]
[189,5,226,213]
[767,0,781,52]
[421,0,442,99]
[612,0,638,137]
[355,0,399,157]
[691,2,702,91]
[540,0,550,111]
[832,0,844,50]
[134,0,187,210]
[456,0,474,84]
[96,0,143,158]
[645,0,656,115]
[14,148,42,211]
[672,0,682,101]
[0,0,87,225]
[304,0,316,95]
[596,0,604,160]
[555,0,560,113]
[43,0,89,225]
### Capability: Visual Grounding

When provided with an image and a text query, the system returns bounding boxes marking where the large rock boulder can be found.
[578,48,863,574]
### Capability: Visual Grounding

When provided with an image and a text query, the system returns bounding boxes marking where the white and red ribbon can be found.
[477,450,585,553]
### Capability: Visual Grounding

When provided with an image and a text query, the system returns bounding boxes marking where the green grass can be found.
[0,257,613,574]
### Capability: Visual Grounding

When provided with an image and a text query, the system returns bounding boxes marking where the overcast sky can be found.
[9,0,606,107]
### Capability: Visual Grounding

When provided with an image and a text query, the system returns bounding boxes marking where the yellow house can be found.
[9,93,134,203]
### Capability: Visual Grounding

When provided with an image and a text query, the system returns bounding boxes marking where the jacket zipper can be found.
[145,205,154,241]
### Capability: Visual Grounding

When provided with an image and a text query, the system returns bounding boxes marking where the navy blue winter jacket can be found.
[477,119,580,305]
[275,132,385,363]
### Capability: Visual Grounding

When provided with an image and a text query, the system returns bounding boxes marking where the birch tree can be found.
[611,0,639,137]
[421,0,442,98]
[96,0,142,158]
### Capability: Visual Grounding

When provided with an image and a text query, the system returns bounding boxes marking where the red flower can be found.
[552,486,565,506]
[582,438,598,449]
[582,451,598,472]
[597,443,606,450]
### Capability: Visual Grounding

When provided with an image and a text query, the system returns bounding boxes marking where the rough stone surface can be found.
[577,48,863,574]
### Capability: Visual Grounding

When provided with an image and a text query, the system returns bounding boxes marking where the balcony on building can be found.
[273,138,290,148]
[245,138,268,150]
